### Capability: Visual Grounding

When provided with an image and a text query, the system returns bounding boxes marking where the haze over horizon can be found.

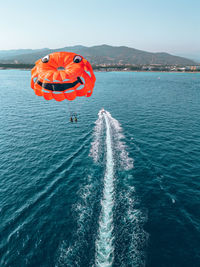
[0,0,199,59]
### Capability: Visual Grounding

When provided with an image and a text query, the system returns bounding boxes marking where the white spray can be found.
[95,111,115,267]
[90,110,104,162]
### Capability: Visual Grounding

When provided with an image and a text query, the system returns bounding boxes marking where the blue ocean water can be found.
[0,70,200,267]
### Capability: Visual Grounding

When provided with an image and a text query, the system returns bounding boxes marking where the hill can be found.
[0,45,195,65]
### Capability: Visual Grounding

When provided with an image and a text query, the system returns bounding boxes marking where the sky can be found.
[0,0,199,56]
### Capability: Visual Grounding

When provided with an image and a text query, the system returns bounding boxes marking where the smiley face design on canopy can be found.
[31,52,96,101]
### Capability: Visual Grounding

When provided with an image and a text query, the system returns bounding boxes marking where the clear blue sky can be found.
[0,0,199,55]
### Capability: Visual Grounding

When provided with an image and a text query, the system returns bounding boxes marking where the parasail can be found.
[31,52,96,102]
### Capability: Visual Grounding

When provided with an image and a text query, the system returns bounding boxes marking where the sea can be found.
[0,70,200,267]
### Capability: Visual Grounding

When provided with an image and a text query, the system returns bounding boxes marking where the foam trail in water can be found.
[104,111,133,170]
[92,110,148,266]
[95,111,115,267]
[90,110,104,162]
[90,110,133,170]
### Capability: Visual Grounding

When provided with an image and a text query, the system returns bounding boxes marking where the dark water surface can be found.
[0,70,200,266]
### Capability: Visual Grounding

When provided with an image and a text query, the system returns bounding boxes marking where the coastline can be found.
[0,63,200,73]
[0,68,199,74]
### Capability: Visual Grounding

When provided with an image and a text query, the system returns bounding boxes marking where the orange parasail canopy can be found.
[31,52,96,101]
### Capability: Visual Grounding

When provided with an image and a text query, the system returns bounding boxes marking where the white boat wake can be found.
[91,109,147,267]
[95,110,115,266]
[90,109,133,170]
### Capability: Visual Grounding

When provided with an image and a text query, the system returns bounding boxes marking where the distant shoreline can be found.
[0,68,199,74]
[0,63,200,73]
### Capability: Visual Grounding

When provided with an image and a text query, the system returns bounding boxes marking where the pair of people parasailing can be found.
[70,113,78,123]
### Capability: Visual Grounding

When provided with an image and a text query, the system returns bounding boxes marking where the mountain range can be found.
[0,45,196,65]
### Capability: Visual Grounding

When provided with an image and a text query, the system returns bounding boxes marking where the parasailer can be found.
[31,51,96,120]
